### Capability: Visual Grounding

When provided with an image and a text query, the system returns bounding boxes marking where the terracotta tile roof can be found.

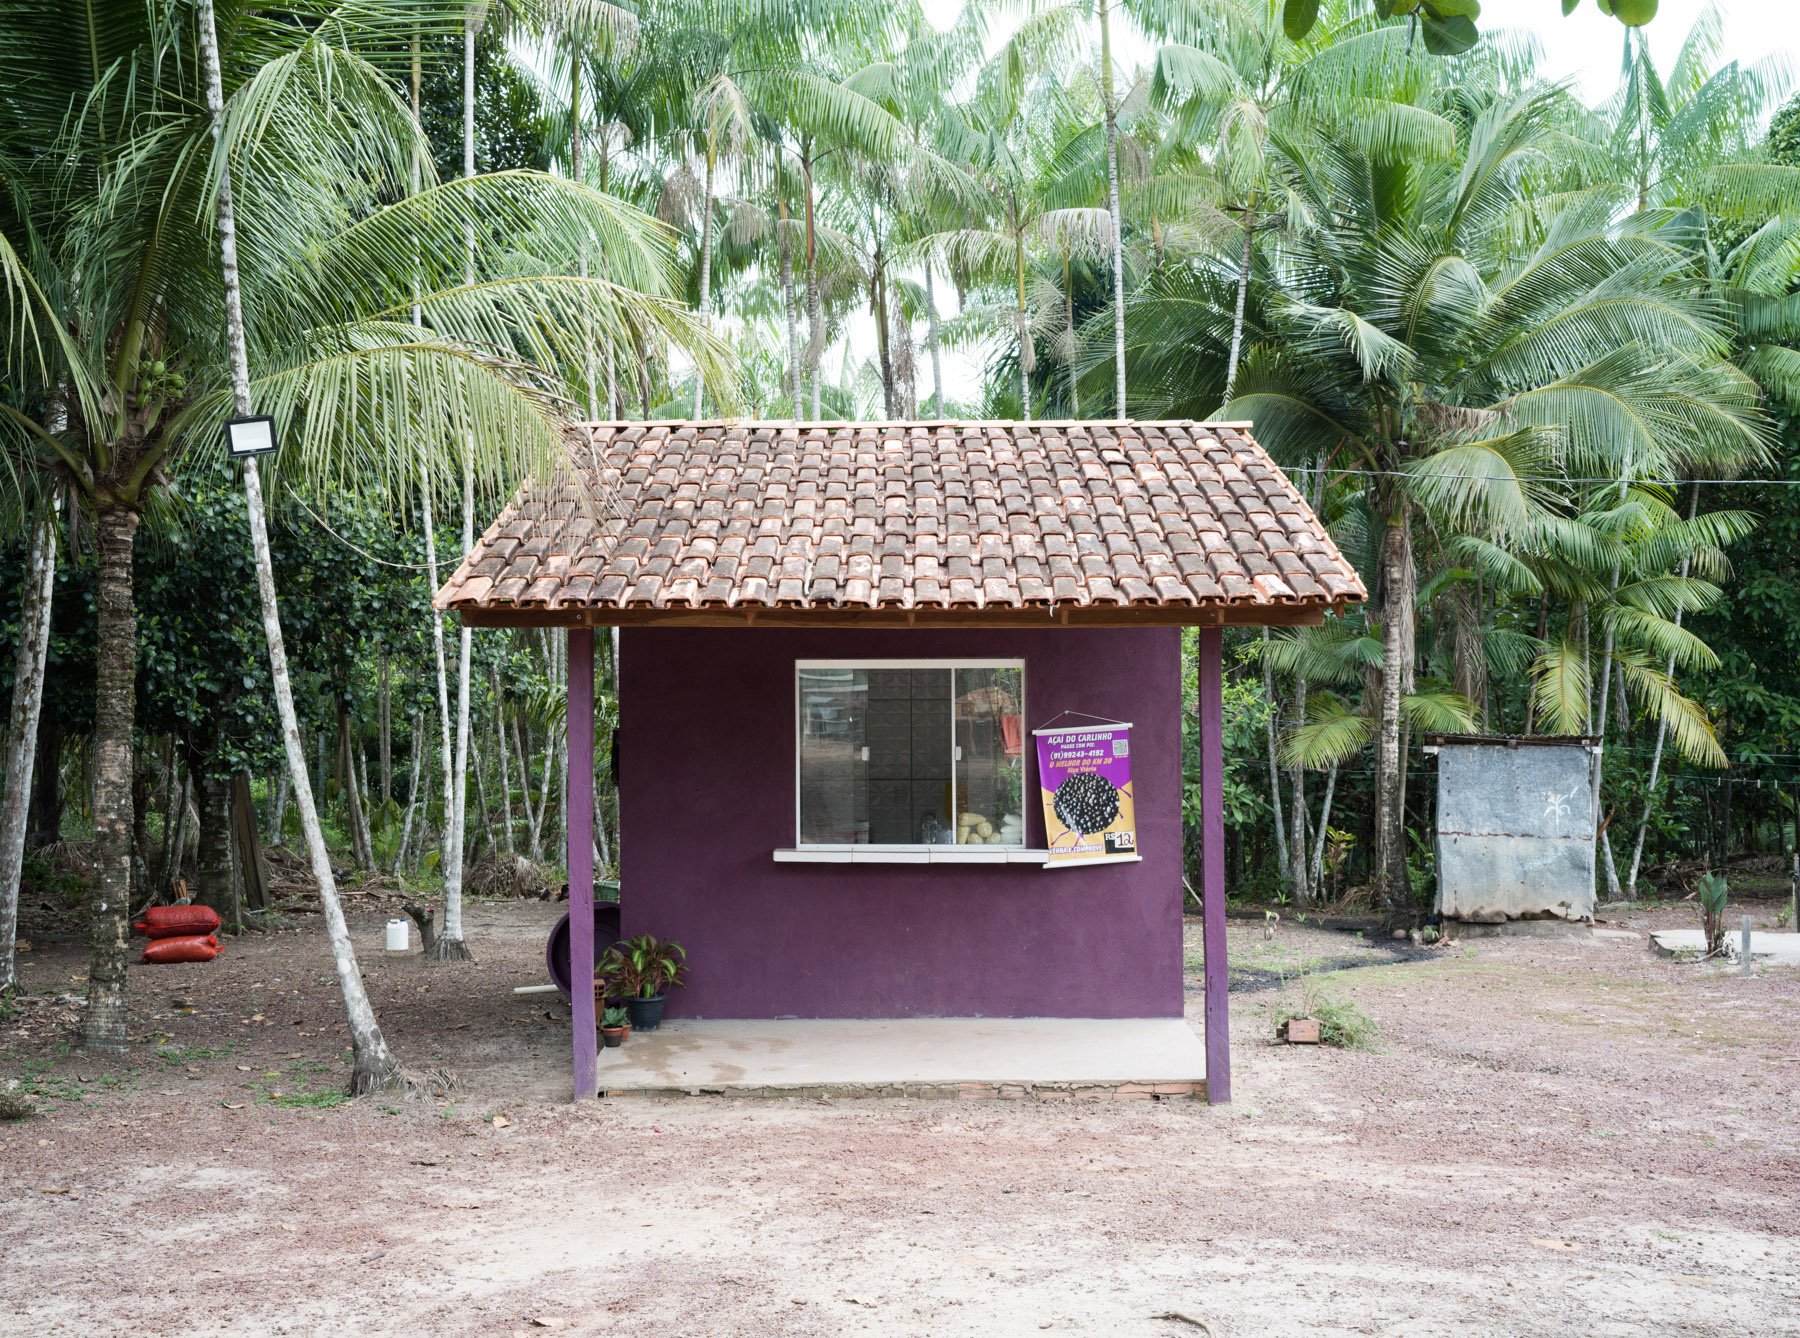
[435,421,1365,624]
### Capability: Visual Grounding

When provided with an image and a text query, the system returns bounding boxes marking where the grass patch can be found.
[253,1058,350,1109]
[1277,978,1380,1050]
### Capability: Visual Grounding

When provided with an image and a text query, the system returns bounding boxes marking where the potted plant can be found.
[597,934,687,1032]
[600,1006,630,1048]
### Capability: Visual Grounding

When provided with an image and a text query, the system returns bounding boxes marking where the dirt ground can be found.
[3,893,1798,1338]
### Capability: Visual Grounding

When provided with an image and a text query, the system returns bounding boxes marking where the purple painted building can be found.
[438,421,1364,1102]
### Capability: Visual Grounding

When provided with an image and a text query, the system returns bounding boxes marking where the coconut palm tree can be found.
[0,0,719,1066]
[1187,86,1767,918]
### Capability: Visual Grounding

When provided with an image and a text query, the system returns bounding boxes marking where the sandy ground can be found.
[3,894,1798,1338]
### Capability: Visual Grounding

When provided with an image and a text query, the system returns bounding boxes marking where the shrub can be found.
[1277,978,1380,1050]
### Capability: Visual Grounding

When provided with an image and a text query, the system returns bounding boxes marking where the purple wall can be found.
[618,627,1185,1018]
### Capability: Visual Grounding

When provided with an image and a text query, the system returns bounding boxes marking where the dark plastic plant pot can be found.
[625,994,666,1031]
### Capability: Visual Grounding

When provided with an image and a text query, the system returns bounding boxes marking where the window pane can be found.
[798,667,952,845]
[953,667,1025,846]
[798,668,866,844]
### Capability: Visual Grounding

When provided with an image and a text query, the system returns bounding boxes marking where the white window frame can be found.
[783,658,1047,864]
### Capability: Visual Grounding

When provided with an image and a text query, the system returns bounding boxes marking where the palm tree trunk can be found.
[1099,0,1126,418]
[378,655,391,806]
[1629,485,1700,895]
[82,505,138,1051]
[266,767,288,847]
[438,459,475,959]
[1373,500,1415,921]
[0,511,57,995]
[194,769,241,932]
[1222,210,1254,405]
[1064,253,1080,417]
[492,672,516,857]
[925,260,944,417]
[873,246,895,419]
[1289,676,1310,906]
[1014,230,1031,421]
[1259,628,1288,881]
[396,714,423,873]
[778,198,801,413]
[692,149,716,419]
[803,147,823,419]
[1311,761,1338,892]
[198,0,400,1092]
[340,705,374,870]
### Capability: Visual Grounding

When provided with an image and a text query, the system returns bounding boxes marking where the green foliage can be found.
[1277,978,1380,1050]
[1697,871,1729,955]
[597,934,688,999]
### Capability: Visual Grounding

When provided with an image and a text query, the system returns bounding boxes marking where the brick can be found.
[1283,1017,1323,1045]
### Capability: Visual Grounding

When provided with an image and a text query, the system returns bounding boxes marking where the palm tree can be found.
[0,0,719,1063]
[1211,87,1765,917]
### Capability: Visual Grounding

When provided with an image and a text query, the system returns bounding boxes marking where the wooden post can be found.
[567,629,598,1100]
[1741,915,1754,977]
[1199,627,1231,1104]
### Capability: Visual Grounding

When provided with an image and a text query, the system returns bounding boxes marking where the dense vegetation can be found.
[3,0,1798,1073]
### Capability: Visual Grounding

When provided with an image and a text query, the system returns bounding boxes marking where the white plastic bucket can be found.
[385,918,410,952]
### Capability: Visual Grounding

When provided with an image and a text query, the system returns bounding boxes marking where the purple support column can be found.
[1199,626,1231,1104]
[567,628,598,1101]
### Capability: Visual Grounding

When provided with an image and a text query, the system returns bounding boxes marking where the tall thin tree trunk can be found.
[81,506,138,1051]
[340,705,374,870]
[1260,627,1288,882]
[378,655,392,806]
[1373,499,1415,921]
[873,247,895,419]
[1289,677,1310,906]
[0,511,56,995]
[804,148,824,420]
[492,672,516,857]
[1311,761,1338,892]
[1222,211,1254,405]
[692,150,716,419]
[1014,230,1032,421]
[430,0,481,960]
[1064,253,1080,417]
[165,770,192,893]
[1629,485,1700,896]
[193,768,241,933]
[924,260,943,417]
[778,198,801,413]
[1099,0,1126,418]
[198,0,399,1091]
[396,714,424,873]
[267,768,289,847]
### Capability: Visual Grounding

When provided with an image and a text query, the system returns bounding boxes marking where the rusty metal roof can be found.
[434,421,1365,627]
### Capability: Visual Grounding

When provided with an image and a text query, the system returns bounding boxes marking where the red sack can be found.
[135,905,221,938]
[141,934,220,964]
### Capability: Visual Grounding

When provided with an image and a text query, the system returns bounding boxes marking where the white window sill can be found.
[774,847,1053,866]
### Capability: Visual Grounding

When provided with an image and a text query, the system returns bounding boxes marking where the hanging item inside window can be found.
[1034,715,1138,867]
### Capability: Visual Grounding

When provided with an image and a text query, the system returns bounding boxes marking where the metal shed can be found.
[1426,735,1600,924]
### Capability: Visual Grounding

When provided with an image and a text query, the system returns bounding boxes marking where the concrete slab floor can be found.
[1650,928,1800,965]
[595,1017,1207,1095]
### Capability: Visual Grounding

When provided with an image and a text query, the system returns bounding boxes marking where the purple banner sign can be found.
[1033,722,1138,868]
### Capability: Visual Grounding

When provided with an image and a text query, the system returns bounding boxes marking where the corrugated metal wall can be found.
[1433,740,1596,922]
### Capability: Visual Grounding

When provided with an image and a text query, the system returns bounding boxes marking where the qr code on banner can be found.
[1112,737,1129,757]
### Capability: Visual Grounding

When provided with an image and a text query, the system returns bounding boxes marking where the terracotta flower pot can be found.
[601,1026,625,1048]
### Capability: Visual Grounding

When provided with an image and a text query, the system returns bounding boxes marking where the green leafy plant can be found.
[1276,978,1380,1050]
[1697,872,1729,957]
[597,935,688,1000]
[601,1006,629,1029]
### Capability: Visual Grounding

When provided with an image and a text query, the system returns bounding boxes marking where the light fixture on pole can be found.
[226,415,277,459]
